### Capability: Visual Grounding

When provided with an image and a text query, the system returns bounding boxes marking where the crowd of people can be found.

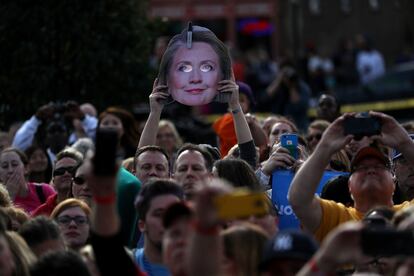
[2,32,414,276]
[1,81,414,275]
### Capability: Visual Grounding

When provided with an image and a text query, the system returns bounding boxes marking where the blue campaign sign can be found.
[272,170,348,230]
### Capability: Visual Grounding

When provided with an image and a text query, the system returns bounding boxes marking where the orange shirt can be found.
[313,198,411,242]
[212,113,237,157]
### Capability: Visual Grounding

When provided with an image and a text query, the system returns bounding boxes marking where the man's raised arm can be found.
[288,115,352,232]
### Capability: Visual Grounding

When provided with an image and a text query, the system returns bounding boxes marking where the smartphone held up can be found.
[93,129,119,177]
[344,112,381,140]
[280,133,299,160]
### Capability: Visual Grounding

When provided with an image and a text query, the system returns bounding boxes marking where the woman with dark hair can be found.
[214,158,261,191]
[25,145,53,184]
[0,147,55,214]
[157,24,232,106]
[98,107,140,159]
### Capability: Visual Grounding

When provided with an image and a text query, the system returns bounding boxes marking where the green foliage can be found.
[0,0,158,129]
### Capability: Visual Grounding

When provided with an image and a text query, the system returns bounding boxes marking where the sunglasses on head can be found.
[53,166,77,177]
[73,176,86,185]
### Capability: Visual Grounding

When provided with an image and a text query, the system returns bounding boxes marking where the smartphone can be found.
[343,116,381,140]
[214,189,270,220]
[93,129,118,176]
[280,134,298,159]
[361,228,414,256]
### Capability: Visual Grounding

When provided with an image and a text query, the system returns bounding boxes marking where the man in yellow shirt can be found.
[288,111,414,242]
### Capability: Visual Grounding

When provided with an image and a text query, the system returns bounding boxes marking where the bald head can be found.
[80,103,97,118]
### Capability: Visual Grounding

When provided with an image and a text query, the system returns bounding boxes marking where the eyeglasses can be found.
[56,215,88,226]
[53,166,77,177]
[353,164,389,172]
[306,133,322,142]
[73,176,86,185]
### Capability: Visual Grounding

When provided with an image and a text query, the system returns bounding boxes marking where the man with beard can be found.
[288,112,414,242]
[134,179,184,275]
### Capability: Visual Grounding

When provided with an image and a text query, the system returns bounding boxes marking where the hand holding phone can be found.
[280,134,299,159]
[343,113,381,140]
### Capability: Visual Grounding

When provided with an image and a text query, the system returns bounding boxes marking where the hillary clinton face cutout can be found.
[168,42,221,106]
[157,24,232,106]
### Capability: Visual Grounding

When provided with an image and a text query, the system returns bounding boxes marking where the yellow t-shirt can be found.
[313,198,411,242]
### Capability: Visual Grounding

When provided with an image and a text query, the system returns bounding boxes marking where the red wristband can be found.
[191,220,219,236]
[309,257,320,273]
[93,193,117,205]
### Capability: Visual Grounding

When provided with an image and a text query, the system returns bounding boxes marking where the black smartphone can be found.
[343,116,381,140]
[93,129,118,176]
[361,228,414,256]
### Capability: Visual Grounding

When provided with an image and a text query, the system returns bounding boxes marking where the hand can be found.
[35,103,55,121]
[149,78,169,114]
[193,178,233,228]
[4,170,26,199]
[315,222,366,270]
[318,113,354,155]
[369,111,412,149]
[217,80,239,110]
[245,113,258,126]
[84,156,118,197]
[262,146,296,175]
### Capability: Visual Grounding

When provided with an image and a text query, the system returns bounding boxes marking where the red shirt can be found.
[14,182,56,215]
[31,193,58,217]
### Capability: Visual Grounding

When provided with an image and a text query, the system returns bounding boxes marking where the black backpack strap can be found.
[35,184,46,204]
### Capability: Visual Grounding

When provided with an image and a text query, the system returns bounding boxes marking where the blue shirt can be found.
[134,248,170,276]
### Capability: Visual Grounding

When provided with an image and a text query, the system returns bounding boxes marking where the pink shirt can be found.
[14,182,56,214]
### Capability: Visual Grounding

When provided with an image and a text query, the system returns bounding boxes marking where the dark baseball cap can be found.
[259,230,318,270]
[237,81,256,107]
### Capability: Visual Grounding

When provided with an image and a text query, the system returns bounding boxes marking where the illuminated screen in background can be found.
[237,18,274,37]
